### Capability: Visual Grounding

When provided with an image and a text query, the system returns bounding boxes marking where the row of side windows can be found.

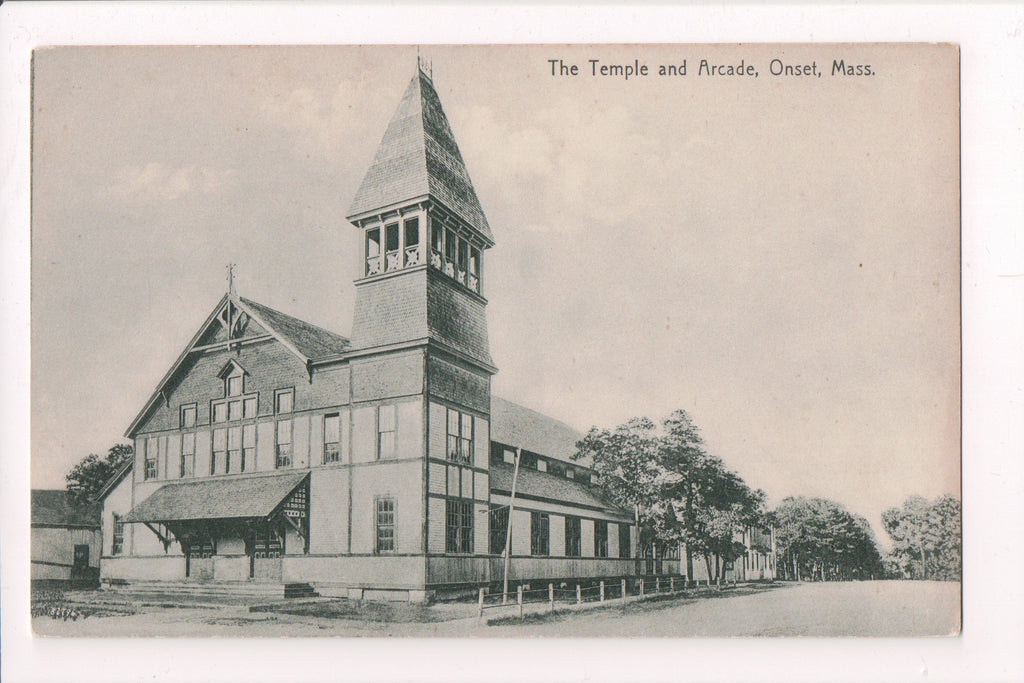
[146,402,412,480]
[178,387,293,430]
[489,507,631,559]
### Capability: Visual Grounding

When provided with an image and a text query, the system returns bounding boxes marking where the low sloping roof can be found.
[490,396,585,464]
[96,459,133,501]
[31,490,101,528]
[489,462,631,521]
[123,471,307,523]
[241,298,350,360]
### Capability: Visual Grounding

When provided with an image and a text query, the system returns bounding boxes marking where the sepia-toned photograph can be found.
[24,43,965,642]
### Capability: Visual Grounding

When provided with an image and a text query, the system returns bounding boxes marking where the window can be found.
[537,459,548,473]
[384,223,400,271]
[243,396,257,419]
[227,426,242,473]
[489,505,510,555]
[619,523,632,559]
[430,218,444,268]
[276,419,292,468]
[444,228,457,276]
[468,246,481,292]
[213,428,226,474]
[324,413,342,463]
[446,499,473,553]
[274,388,294,415]
[594,520,609,558]
[566,468,575,480]
[180,404,197,429]
[446,408,473,465]
[503,448,515,465]
[213,401,228,423]
[111,514,124,555]
[227,374,243,397]
[531,511,550,556]
[180,432,195,478]
[377,404,396,459]
[366,227,381,276]
[565,515,581,557]
[228,399,242,422]
[375,498,395,553]
[404,217,421,266]
[144,436,158,480]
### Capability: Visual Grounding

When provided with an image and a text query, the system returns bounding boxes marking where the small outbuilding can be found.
[31,489,102,589]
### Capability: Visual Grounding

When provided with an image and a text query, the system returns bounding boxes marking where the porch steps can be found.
[104,580,317,600]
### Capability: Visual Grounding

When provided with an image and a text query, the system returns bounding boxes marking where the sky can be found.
[30,44,960,542]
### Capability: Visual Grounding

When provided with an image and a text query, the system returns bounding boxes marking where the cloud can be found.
[104,163,238,202]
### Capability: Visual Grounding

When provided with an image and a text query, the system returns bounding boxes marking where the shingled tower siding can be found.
[347,64,495,589]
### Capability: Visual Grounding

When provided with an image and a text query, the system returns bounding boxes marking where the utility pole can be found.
[502,447,522,604]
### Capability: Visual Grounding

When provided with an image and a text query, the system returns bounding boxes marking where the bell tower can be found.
[346,61,495,374]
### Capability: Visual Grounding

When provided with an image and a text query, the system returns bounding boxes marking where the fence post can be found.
[670,576,675,592]
[517,584,524,618]
[478,587,485,618]
[576,583,582,605]
[640,578,645,597]
[656,577,661,593]
[600,581,605,602]
[549,583,554,612]
[621,578,627,599]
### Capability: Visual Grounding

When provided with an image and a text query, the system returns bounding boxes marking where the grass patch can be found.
[265,599,454,624]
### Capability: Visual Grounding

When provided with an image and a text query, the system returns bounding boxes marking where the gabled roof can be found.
[123,471,308,523]
[489,462,631,522]
[126,294,351,438]
[96,459,134,502]
[347,68,493,245]
[240,298,350,360]
[490,396,586,465]
[31,490,101,528]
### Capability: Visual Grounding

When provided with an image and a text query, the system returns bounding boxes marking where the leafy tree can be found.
[882,494,960,581]
[65,443,133,504]
[772,496,883,581]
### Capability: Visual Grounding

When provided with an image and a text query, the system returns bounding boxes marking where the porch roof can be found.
[123,471,308,523]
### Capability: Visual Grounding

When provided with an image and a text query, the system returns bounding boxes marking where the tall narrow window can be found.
[457,239,468,285]
[180,404,197,429]
[111,514,124,555]
[242,423,256,472]
[375,498,395,553]
[213,428,227,475]
[594,520,609,558]
[324,413,342,463]
[531,512,550,556]
[385,222,400,271]
[404,217,421,266]
[446,499,473,553]
[226,374,243,397]
[468,247,481,292]
[565,515,581,557]
[489,505,510,555]
[144,436,158,480]
[377,404,396,459]
[430,219,444,268]
[213,401,228,423]
[619,523,632,559]
[366,227,381,276]
[444,228,457,277]
[446,408,473,465]
[180,432,195,478]
[276,420,293,468]
[274,388,294,415]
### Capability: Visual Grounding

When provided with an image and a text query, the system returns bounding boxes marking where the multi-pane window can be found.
[111,514,124,555]
[446,499,474,554]
[243,424,255,471]
[276,419,293,468]
[180,432,195,478]
[144,436,158,480]
[375,498,395,553]
[594,520,609,558]
[565,515,582,557]
[366,227,381,276]
[324,413,342,463]
[429,219,482,292]
[180,404,197,429]
[212,393,257,424]
[446,408,473,465]
[531,511,550,556]
[274,388,294,415]
[213,428,226,474]
[377,404,396,459]
[489,505,510,555]
[228,426,242,473]
[619,523,632,559]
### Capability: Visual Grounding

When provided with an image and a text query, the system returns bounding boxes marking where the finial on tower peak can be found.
[226,263,237,300]
[417,47,432,80]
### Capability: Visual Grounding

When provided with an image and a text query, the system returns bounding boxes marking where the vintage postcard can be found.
[25,44,962,645]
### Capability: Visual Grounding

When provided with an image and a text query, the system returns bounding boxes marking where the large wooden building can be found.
[99,64,636,602]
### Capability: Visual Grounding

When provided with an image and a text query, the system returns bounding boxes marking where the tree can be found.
[65,443,134,504]
[882,494,960,581]
[772,496,883,582]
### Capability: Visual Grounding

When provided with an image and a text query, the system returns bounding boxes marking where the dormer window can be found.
[213,360,257,425]
[227,374,243,397]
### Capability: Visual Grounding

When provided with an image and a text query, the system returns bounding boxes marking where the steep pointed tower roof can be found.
[347,67,493,245]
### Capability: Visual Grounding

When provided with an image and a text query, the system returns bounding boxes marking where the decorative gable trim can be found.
[216,358,247,380]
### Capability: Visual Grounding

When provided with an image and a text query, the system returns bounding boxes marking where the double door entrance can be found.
[182,526,283,582]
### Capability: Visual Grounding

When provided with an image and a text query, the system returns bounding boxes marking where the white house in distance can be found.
[97,62,638,603]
